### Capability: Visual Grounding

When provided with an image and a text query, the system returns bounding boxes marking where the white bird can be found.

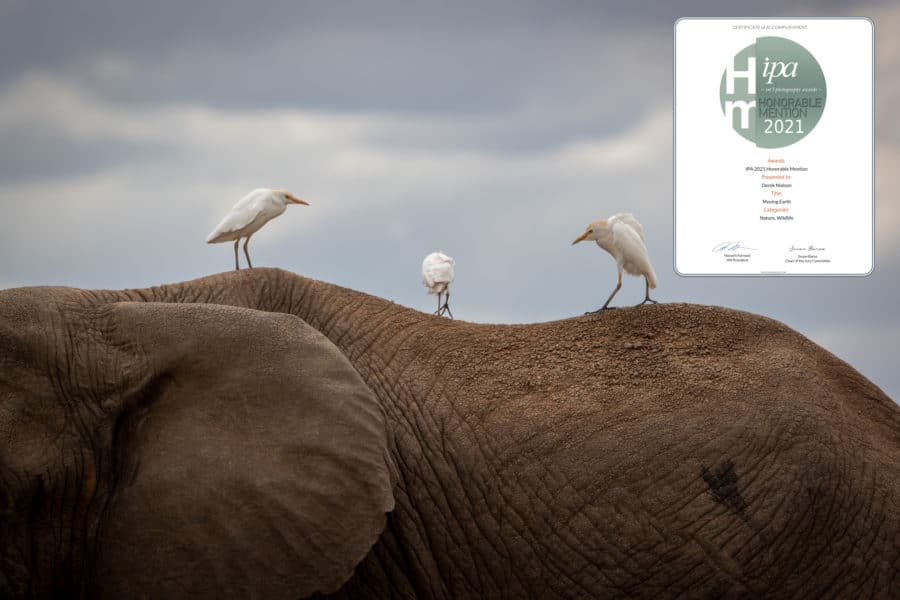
[206,188,309,270]
[422,251,455,318]
[572,213,658,312]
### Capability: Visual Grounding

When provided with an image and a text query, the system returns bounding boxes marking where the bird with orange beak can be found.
[207,188,309,270]
[572,213,657,312]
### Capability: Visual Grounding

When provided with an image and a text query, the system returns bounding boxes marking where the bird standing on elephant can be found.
[572,213,657,312]
[422,250,455,318]
[207,188,309,270]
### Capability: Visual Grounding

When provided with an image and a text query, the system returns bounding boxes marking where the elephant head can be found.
[1,268,898,598]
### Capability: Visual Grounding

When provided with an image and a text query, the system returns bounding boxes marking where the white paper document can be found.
[674,18,873,275]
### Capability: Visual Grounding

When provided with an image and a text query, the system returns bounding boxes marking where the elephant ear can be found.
[92,302,395,599]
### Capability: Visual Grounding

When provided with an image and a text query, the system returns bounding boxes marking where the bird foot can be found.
[634,298,658,307]
[585,306,617,315]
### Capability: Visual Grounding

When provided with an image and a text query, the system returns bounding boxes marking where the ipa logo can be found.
[719,36,826,148]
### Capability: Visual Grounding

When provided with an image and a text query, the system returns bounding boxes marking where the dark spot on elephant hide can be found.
[701,459,748,519]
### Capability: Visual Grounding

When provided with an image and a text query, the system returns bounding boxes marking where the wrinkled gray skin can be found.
[0,268,898,599]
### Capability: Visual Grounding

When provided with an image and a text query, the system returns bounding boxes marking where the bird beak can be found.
[287,194,309,206]
[572,231,590,245]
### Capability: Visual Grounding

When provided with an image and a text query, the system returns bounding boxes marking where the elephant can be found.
[0,267,897,598]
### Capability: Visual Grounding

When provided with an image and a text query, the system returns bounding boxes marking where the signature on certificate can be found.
[712,241,757,253]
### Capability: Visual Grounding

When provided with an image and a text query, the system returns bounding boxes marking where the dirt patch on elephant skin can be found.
[701,460,748,519]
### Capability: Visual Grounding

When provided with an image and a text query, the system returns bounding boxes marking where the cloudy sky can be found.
[1,1,897,401]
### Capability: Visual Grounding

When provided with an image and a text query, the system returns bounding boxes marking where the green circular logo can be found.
[719,36,826,148]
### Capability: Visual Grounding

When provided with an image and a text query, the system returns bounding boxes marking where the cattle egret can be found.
[422,251,455,318]
[206,188,309,270]
[572,213,658,312]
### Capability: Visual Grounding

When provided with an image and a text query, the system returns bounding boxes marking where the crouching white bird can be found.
[206,188,309,270]
[422,251,455,318]
[572,213,657,312]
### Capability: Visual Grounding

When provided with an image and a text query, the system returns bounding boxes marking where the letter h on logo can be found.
[726,55,756,95]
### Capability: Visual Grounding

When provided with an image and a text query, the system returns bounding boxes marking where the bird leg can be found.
[587,271,622,314]
[233,239,241,270]
[434,292,443,316]
[243,236,253,269]
[441,291,453,320]
[634,278,658,307]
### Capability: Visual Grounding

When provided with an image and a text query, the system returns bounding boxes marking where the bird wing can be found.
[610,220,657,287]
[206,189,271,242]
[610,213,645,242]
[422,252,455,287]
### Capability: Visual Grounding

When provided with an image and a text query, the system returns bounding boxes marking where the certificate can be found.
[674,18,873,275]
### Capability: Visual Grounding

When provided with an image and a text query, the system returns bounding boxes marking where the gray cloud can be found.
[1,1,878,111]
